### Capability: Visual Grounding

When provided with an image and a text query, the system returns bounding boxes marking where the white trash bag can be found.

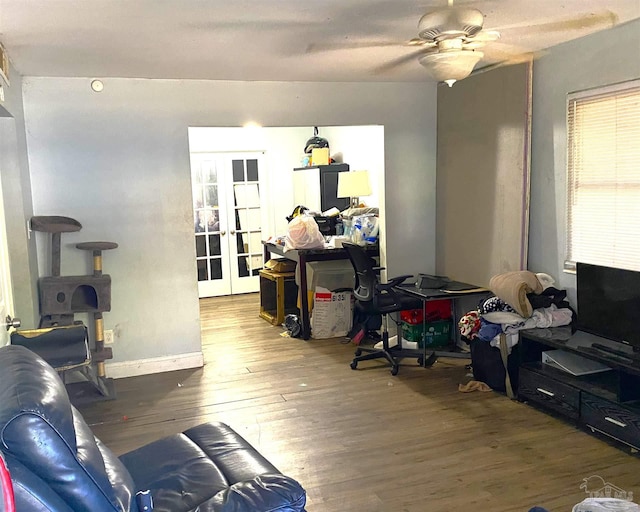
[285,215,325,251]
[573,498,640,512]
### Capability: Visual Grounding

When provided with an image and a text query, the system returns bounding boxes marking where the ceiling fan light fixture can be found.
[419,50,483,86]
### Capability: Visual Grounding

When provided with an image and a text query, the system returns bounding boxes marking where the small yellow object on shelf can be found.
[311,147,330,165]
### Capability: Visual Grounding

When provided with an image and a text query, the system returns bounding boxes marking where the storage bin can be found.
[420,319,452,348]
[400,300,452,325]
[401,321,423,342]
[401,319,452,347]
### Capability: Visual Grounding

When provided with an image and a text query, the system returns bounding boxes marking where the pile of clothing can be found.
[460,270,575,352]
[459,271,576,395]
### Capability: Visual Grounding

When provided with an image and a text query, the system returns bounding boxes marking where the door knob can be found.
[4,315,21,331]
[230,230,236,235]
[220,230,226,236]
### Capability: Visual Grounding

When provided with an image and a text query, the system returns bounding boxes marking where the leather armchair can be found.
[0,345,306,512]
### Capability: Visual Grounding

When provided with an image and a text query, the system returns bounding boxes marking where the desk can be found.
[396,282,490,365]
[263,241,379,340]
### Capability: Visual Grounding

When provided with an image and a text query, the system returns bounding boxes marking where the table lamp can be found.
[337,170,372,209]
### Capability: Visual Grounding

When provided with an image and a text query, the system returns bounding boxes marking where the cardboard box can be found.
[311,147,330,165]
[311,287,353,339]
[264,258,297,273]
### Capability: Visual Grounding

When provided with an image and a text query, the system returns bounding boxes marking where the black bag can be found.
[284,314,302,338]
[469,338,519,395]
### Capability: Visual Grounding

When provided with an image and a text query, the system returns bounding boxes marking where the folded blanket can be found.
[489,270,543,318]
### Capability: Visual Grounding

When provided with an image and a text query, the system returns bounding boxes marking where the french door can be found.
[190,152,265,297]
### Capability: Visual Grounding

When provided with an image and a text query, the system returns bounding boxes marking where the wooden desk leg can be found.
[299,253,311,340]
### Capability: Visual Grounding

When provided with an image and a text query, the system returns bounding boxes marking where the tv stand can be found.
[590,343,640,363]
[518,326,640,452]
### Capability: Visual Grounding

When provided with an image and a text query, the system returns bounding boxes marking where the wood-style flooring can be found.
[80,293,640,512]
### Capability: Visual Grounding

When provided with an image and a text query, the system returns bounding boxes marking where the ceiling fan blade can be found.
[306,40,415,54]
[372,48,433,75]
[488,10,618,34]
[469,30,501,43]
[463,30,500,50]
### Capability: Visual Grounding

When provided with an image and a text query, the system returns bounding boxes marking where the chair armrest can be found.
[210,474,306,511]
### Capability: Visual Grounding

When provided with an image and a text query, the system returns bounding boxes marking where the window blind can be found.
[566,80,640,272]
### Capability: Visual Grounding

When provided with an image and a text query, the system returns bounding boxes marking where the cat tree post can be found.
[75,241,118,378]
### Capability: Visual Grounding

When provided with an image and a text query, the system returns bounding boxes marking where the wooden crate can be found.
[259,269,299,326]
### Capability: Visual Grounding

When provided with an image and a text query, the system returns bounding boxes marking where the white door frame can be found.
[0,136,16,346]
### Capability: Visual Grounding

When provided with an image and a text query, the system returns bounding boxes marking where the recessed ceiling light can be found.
[90,79,104,92]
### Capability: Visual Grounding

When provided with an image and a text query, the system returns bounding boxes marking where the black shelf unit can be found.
[519,326,640,451]
[293,163,350,212]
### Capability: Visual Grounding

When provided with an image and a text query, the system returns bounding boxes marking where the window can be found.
[565,80,640,272]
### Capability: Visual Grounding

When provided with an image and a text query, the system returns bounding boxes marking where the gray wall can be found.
[0,62,39,328]
[528,18,640,306]
[436,63,531,288]
[21,78,437,371]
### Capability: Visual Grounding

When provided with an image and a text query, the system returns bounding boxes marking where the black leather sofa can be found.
[0,345,307,511]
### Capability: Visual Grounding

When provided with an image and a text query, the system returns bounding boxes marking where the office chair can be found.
[343,242,425,375]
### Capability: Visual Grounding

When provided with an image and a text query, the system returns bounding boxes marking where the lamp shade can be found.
[337,171,372,198]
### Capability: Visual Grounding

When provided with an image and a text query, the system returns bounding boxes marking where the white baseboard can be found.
[105,351,204,379]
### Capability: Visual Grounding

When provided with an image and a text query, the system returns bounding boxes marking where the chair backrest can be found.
[342,243,378,303]
[0,345,135,512]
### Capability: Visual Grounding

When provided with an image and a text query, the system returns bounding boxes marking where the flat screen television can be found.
[576,262,640,351]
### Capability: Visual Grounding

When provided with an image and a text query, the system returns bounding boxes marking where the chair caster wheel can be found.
[354,348,362,357]
[350,360,358,370]
[390,365,399,376]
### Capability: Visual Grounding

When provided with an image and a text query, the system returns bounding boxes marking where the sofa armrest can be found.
[210,474,306,512]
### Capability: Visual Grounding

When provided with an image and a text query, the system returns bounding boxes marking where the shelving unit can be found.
[292,163,350,212]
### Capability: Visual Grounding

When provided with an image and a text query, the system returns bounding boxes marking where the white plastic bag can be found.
[284,215,325,251]
[572,498,640,512]
[352,214,379,245]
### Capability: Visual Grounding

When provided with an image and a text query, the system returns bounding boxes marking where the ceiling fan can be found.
[394,1,499,87]
[306,1,618,87]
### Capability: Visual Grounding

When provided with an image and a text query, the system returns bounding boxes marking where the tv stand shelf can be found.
[519,326,640,451]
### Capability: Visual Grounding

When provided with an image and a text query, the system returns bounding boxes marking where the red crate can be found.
[400,309,423,325]
[401,299,452,325]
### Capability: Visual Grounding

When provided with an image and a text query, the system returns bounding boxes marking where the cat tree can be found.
[30,215,118,400]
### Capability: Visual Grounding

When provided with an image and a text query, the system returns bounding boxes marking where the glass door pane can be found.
[191,156,231,297]
[232,160,263,280]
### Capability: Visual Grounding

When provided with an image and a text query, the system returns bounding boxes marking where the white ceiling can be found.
[0,0,638,83]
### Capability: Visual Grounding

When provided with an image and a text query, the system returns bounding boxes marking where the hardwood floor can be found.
[80,293,640,512]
